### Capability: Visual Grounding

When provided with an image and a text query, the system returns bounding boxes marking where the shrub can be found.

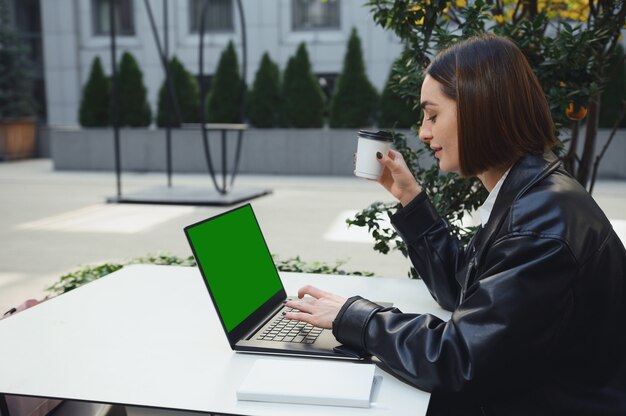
[0,0,36,119]
[156,57,201,127]
[281,43,325,128]
[379,67,416,129]
[248,52,281,127]
[46,253,373,295]
[206,41,243,123]
[599,44,626,129]
[117,51,152,127]
[79,57,110,127]
[329,28,379,128]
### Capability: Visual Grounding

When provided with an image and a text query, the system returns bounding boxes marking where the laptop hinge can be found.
[241,299,287,341]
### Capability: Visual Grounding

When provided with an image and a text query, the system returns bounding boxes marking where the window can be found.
[189,0,234,33]
[92,0,135,36]
[292,0,340,31]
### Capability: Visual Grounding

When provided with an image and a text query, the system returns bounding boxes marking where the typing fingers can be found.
[283,311,315,326]
[284,299,314,314]
[297,285,328,299]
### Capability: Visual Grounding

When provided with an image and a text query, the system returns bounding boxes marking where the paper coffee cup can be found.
[355,130,393,180]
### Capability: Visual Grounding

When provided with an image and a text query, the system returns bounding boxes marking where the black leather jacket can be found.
[332,153,626,415]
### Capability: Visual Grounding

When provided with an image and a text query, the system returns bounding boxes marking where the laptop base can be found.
[235,345,367,361]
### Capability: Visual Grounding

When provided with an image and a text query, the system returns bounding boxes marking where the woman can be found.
[285,34,626,414]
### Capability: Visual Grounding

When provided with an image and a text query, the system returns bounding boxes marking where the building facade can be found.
[41,0,403,127]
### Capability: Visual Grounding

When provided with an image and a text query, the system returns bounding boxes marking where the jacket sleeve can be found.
[391,192,467,310]
[332,234,577,394]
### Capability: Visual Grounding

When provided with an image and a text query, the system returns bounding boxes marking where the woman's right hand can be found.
[377,149,422,207]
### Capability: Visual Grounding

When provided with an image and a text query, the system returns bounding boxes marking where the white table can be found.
[0,265,451,416]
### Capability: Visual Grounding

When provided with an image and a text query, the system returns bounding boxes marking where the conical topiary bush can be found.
[206,41,243,123]
[281,43,325,127]
[248,52,281,127]
[79,57,111,127]
[329,28,379,128]
[117,51,152,127]
[379,68,416,129]
[156,56,201,127]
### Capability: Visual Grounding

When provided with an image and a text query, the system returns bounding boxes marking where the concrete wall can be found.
[41,0,403,127]
[50,127,626,179]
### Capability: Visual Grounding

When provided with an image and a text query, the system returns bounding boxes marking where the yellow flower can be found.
[494,14,505,24]
[407,4,421,13]
[456,0,467,7]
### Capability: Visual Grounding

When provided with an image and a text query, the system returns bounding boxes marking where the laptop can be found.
[184,203,366,360]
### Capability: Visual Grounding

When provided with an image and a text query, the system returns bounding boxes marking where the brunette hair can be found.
[426,34,557,177]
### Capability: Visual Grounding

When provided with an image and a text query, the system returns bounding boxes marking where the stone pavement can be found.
[1,159,625,314]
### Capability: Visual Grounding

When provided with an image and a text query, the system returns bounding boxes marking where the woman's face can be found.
[419,75,459,173]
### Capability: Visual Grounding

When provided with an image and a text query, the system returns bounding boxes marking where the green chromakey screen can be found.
[187,205,283,332]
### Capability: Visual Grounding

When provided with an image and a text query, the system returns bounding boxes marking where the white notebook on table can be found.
[237,358,378,408]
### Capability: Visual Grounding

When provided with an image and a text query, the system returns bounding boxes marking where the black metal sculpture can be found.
[107,0,269,206]
[143,0,182,188]
[108,0,121,199]
[198,0,248,195]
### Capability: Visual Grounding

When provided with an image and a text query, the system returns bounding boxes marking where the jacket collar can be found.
[473,152,562,266]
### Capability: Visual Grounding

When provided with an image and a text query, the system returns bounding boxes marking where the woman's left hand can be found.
[283,285,347,329]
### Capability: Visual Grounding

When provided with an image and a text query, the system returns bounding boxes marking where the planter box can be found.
[0,118,36,160]
[50,127,416,176]
[50,127,626,179]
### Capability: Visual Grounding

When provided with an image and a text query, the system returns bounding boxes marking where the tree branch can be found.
[563,121,580,175]
[577,95,600,187]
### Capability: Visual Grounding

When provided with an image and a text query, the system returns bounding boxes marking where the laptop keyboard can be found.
[256,307,323,344]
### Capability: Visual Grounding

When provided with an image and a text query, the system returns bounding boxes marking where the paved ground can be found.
[1,159,625,314]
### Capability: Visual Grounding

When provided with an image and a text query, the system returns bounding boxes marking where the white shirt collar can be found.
[478,168,511,226]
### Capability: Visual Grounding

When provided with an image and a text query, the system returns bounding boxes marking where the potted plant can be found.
[0,0,37,160]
